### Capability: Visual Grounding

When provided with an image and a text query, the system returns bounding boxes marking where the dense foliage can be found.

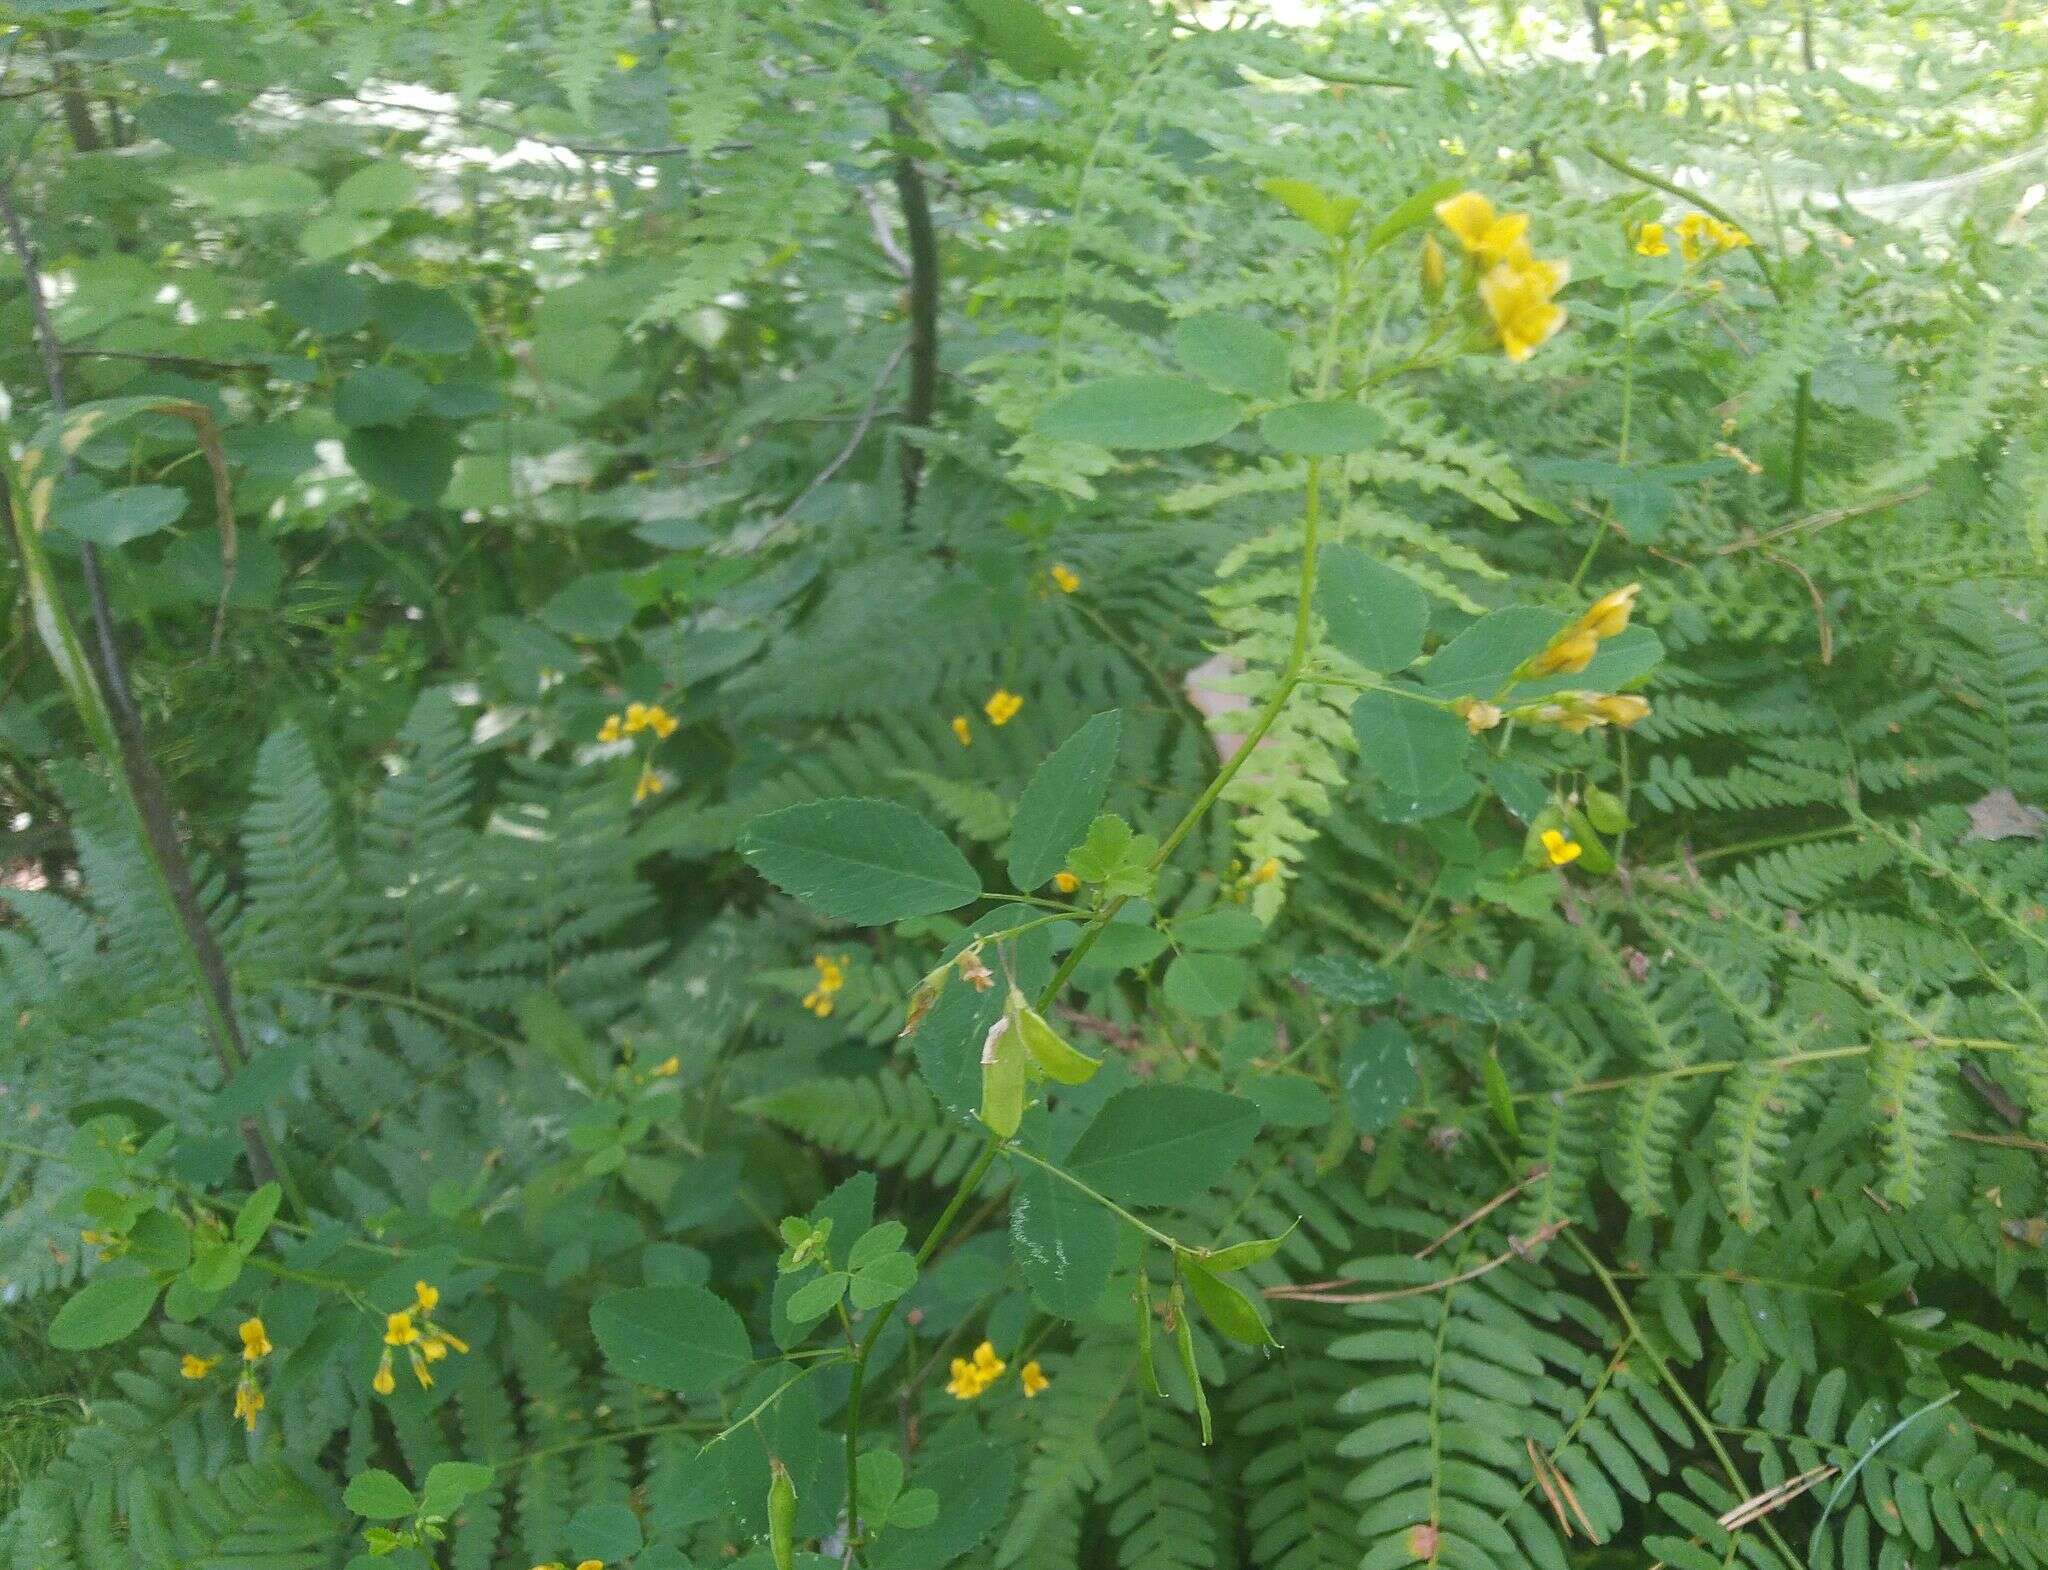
[3,3,2047,1570]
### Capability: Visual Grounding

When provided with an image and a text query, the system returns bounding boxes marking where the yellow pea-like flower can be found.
[1541,829,1584,866]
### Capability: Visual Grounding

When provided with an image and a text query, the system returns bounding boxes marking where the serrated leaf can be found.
[1036,376,1241,450]
[848,1252,916,1309]
[786,1273,849,1324]
[739,798,980,923]
[1163,951,1249,1016]
[1340,1021,1417,1133]
[590,1284,753,1391]
[1351,689,1471,798]
[420,1461,495,1519]
[343,1469,417,1520]
[1318,546,1430,672]
[1065,1086,1261,1207]
[1172,312,1292,400]
[47,1273,161,1350]
[1008,710,1121,890]
[1259,399,1384,455]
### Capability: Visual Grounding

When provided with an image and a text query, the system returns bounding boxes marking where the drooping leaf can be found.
[53,485,187,547]
[369,281,478,355]
[1180,1257,1274,1346]
[344,425,457,504]
[739,799,981,923]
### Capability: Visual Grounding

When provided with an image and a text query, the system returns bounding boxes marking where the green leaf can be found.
[1481,1050,1521,1138]
[1163,951,1249,1016]
[299,211,389,261]
[272,263,370,335]
[1317,546,1430,672]
[569,1501,645,1561]
[1011,1160,1116,1318]
[48,1273,160,1350]
[1008,710,1121,890]
[1259,399,1384,455]
[590,1284,753,1391]
[333,365,429,429]
[53,484,187,547]
[1339,1021,1418,1133]
[136,92,240,157]
[1243,1072,1331,1128]
[1065,1086,1261,1207]
[891,1488,940,1529]
[1173,907,1264,951]
[1362,176,1464,253]
[234,1182,282,1247]
[786,1273,850,1324]
[1292,954,1398,1005]
[369,281,478,355]
[1196,1221,1297,1273]
[1180,1257,1275,1346]
[419,1461,495,1519]
[848,1222,908,1270]
[540,573,636,640]
[1259,177,1358,237]
[739,798,981,923]
[333,161,421,214]
[956,0,1085,79]
[1171,312,1292,400]
[1036,376,1241,450]
[343,1469,417,1520]
[1584,784,1630,833]
[1417,606,1557,697]
[847,1252,916,1310]
[181,163,323,217]
[1351,689,1471,798]
[344,425,457,504]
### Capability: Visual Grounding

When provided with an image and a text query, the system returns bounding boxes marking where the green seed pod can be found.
[979,1014,1025,1138]
[768,1458,797,1570]
[1014,994,1101,1084]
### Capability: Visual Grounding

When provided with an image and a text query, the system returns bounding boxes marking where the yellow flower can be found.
[1434,191,1530,267]
[577,1562,604,1570]
[1478,257,1569,363]
[1676,211,1718,263]
[414,1281,440,1313]
[624,702,651,734]
[1250,857,1280,884]
[1021,1360,1049,1398]
[647,704,679,739]
[386,1310,420,1347]
[598,714,623,744]
[80,1228,117,1249]
[1053,871,1079,894]
[1634,222,1670,257]
[1541,829,1584,866]
[422,1337,450,1363]
[972,1340,1006,1379]
[1050,563,1080,594]
[632,764,665,804]
[432,1327,469,1355]
[614,50,638,69]
[1574,582,1641,640]
[373,1351,396,1395]
[239,1317,273,1362]
[1523,629,1598,677]
[180,1353,219,1380]
[803,953,848,1018]
[233,1374,265,1431]
[1590,694,1651,727]
[650,1055,681,1077]
[946,1357,989,1400]
[1718,224,1751,250]
[1456,698,1503,734]
[984,689,1023,726]
[408,1346,435,1389]
[951,714,973,747]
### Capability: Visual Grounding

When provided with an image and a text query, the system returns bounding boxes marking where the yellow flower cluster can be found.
[1434,191,1570,362]
[1636,213,1750,262]
[1519,583,1640,679]
[235,1316,272,1431]
[984,689,1023,726]
[803,953,849,1018]
[945,1340,1048,1400]
[375,1280,468,1395]
[1050,563,1081,594]
[1522,691,1651,735]
[597,701,678,743]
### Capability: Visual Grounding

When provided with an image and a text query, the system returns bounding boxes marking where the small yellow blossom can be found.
[80,1228,116,1249]
[1250,857,1281,884]
[1589,693,1651,727]
[974,1341,1005,1375]
[803,953,849,1017]
[647,705,679,739]
[386,1310,420,1347]
[1541,829,1584,866]
[624,702,652,734]
[1524,629,1598,677]
[946,1357,987,1400]
[180,1353,219,1380]
[1050,563,1080,594]
[233,1374,265,1431]
[984,689,1023,726]
[650,1055,681,1077]
[1575,582,1640,640]
[1674,211,1746,263]
[1021,1360,1050,1398]
[1479,255,1570,363]
[1434,191,1530,267]
[577,1561,604,1570]
[1053,871,1080,894]
[1634,222,1670,257]
[632,764,665,804]
[951,714,973,747]
[373,1351,396,1395]
[598,715,623,744]
[615,50,639,69]
[239,1318,272,1362]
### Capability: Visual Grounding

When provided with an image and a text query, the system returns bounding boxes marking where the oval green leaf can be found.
[739,798,981,923]
[1008,710,1121,890]
[1259,399,1384,455]
[590,1284,752,1392]
[1351,689,1471,799]
[1180,1257,1275,1346]
[1340,1020,1418,1133]
[1036,376,1241,450]
[1318,545,1430,673]
[1171,312,1292,401]
[1065,1085,1261,1207]
[48,1273,162,1350]
[1163,951,1249,1016]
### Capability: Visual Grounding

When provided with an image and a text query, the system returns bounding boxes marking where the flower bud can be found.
[1590,693,1651,727]
[1523,630,1598,677]
[1420,233,1446,301]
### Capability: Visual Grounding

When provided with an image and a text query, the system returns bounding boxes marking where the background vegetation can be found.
[2,2,2046,1569]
